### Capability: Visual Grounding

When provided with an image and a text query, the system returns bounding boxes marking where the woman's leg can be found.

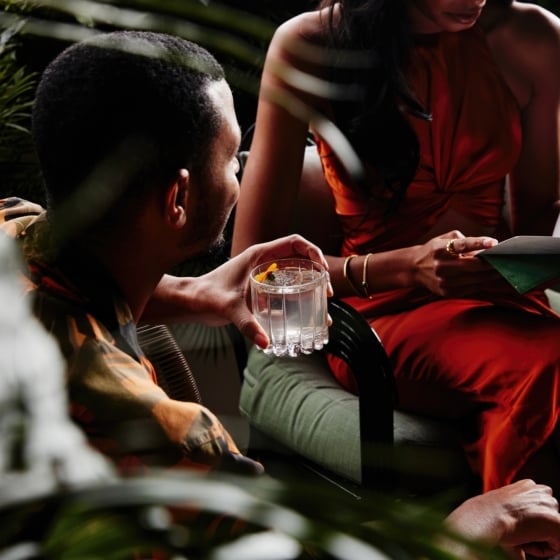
[371,298,560,492]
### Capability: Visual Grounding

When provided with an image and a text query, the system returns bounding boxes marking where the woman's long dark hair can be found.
[317,0,428,212]
[316,0,511,212]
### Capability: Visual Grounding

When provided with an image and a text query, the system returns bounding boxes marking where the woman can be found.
[231,0,560,494]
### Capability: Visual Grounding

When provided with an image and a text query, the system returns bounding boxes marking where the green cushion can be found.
[240,347,473,489]
[240,346,362,483]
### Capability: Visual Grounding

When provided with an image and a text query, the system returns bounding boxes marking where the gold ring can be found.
[446,239,460,256]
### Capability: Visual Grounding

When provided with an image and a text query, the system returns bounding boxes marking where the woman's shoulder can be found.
[483,2,560,51]
[271,7,333,50]
[481,2,560,107]
[264,6,335,80]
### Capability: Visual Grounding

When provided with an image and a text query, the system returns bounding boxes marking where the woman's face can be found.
[407,0,486,33]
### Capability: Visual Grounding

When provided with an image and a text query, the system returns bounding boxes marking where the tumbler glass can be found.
[250,258,329,357]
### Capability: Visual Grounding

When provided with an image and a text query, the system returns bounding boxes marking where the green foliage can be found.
[1,470,508,559]
[0,32,33,132]
[0,22,44,202]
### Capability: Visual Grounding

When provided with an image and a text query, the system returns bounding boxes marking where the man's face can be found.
[180,79,241,257]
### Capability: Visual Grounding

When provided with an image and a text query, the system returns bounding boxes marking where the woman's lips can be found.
[445,10,481,25]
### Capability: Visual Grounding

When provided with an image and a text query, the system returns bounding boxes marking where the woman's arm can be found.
[328,233,502,300]
[231,11,328,254]
[487,3,560,235]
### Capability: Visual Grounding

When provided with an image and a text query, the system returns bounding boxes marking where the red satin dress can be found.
[317,26,560,491]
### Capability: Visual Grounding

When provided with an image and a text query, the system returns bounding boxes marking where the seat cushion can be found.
[240,347,362,482]
[240,346,474,489]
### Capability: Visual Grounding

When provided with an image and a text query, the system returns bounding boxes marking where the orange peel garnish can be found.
[254,262,278,283]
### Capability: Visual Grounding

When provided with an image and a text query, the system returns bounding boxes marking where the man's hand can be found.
[147,234,331,349]
[445,479,560,559]
[200,234,331,348]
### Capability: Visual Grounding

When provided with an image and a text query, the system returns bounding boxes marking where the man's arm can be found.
[141,234,330,349]
[444,479,560,559]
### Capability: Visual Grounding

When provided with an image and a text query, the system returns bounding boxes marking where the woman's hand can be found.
[445,479,560,559]
[186,234,332,349]
[413,230,508,298]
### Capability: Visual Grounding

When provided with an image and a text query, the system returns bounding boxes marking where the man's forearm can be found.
[141,275,204,324]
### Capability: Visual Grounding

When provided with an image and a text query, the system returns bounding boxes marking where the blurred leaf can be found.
[12,471,504,560]
[44,506,167,560]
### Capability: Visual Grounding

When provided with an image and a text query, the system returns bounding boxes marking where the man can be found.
[0,30,328,475]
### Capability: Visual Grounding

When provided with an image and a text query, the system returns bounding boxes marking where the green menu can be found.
[478,236,560,294]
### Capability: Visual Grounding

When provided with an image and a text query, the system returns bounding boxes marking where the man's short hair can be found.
[32,30,225,229]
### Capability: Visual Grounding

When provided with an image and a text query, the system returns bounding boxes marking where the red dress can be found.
[317,26,560,491]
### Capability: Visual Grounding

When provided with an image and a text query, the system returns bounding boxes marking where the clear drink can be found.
[250,259,329,357]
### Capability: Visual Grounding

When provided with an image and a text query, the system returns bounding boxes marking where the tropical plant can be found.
[0,20,43,203]
[2,466,507,559]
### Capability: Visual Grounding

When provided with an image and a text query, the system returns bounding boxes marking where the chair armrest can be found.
[326,299,397,487]
[137,324,202,404]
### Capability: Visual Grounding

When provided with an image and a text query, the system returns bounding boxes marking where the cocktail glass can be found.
[250,258,329,357]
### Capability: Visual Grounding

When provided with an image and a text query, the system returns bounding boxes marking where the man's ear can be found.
[165,169,189,229]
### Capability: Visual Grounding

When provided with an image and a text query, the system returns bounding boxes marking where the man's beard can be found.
[175,200,233,269]
[203,233,227,259]
[173,231,228,275]
[179,231,229,262]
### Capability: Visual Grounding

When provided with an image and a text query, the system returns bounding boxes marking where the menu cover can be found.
[478,236,560,294]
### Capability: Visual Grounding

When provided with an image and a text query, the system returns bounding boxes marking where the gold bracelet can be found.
[361,253,373,299]
[342,254,362,297]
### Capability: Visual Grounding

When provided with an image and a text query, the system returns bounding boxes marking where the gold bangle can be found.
[342,254,362,297]
[361,253,373,299]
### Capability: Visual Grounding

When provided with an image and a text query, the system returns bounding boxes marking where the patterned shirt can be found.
[0,197,261,476]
